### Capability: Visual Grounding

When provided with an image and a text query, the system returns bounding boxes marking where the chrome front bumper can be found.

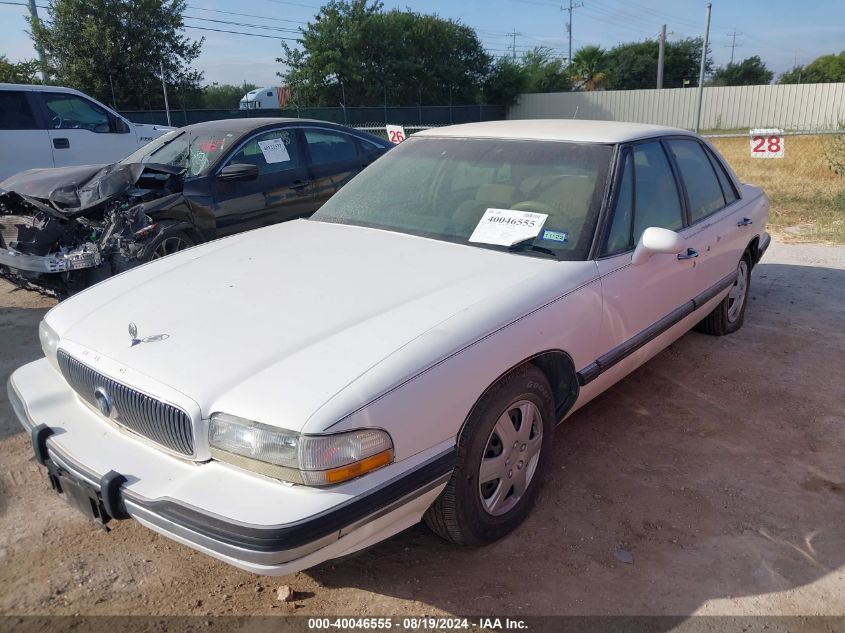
[0,243,101,273]
[7,366,454,575]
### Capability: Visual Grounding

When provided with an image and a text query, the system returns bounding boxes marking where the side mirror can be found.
[631,227,686,266]
[218,163,259,182]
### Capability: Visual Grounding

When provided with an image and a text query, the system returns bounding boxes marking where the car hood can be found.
[50,220,562,432]
[0,162,184,215]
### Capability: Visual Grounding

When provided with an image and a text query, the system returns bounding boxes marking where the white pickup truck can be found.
[0,84,174,180]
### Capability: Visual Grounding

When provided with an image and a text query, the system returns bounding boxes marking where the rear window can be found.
[0,91,39,130]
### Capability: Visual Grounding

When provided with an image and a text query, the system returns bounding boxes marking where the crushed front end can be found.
[0,163,186,297]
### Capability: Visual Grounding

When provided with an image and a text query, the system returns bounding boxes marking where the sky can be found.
[1,0,844,90]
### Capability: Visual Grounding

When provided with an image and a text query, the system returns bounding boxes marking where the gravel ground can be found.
[0,239,843,618]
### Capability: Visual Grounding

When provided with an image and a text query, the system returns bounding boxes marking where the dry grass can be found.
[709,135,845,243]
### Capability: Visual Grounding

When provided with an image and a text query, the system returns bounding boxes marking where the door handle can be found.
[677,248,699,260]
[737,217,753,226]
[289,180,311,191]
[53,137,70,149]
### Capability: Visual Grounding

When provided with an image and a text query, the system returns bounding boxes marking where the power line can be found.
[183,24,300,41]
[186,5,308,25]
[183,15,301,33]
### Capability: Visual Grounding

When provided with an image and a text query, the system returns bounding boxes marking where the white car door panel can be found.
[41,92,137,166]
[577,140,698,397]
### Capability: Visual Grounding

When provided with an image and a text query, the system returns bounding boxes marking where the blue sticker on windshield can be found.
[541,230,568,243]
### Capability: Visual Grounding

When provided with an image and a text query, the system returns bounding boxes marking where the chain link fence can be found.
[120,105,505,128]
[706,130,845,244]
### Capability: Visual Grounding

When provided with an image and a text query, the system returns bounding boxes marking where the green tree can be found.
[604,37,712,90]
[483,58,528,106]
[278,0,490,106]
[202,83,258,109]
[779,52,845,84]
[521,47,571,93]
[0,55,41,84]
[29,0,203,110]
[570,45,608,91]
[710,56,773,86]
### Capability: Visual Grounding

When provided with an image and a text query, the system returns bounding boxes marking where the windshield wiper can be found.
[507,236,559,258]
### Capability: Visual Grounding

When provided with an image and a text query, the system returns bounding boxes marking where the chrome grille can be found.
[57,350,194,456]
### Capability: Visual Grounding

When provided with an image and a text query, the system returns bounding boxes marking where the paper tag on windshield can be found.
[258,138,291,164]
[468,208,548,246]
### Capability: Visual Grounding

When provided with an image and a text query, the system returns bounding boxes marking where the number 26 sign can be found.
[386,124,406,144]
[749,128,784,158]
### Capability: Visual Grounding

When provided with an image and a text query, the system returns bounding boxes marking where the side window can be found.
[605,151,634,254]
[43,93,111,133]
[304,129,357,165]
[226,129,303,175]
[666,139,726,222]
[632,141,684,241]
[704,146,740,205]
[0,91,39,130]
[357,137,382,155]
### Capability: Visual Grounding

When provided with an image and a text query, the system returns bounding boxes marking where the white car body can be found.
[0,84,174,180]
[8,120,770,575]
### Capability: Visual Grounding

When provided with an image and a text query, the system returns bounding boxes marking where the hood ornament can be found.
[129,322,141,347]
[128,321,169,347]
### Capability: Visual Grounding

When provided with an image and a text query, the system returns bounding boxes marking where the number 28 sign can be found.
[749,128,784,158]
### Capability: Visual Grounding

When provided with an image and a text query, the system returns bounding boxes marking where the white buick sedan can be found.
[9,120,769,575]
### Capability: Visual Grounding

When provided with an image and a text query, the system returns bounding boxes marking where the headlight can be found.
[209,412,393,486]
[39,320,60,371]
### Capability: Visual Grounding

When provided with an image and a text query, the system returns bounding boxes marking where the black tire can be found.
[695,252,752,336]
[140,228,195,263]
[424,364,555,545]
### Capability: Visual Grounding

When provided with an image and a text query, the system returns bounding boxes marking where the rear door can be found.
[302,127,364,208]
[664,137,748,295]
[212,127,316,236]
[38,91,137,166]
[0,89,53,180]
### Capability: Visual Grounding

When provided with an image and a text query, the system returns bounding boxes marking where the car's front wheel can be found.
[424,364,554,545]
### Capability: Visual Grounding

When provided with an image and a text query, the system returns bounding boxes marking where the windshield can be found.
[311,137,613,260]
[120,129,238,176]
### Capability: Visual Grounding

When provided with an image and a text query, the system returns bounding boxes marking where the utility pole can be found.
[725,29,742,64]
[27,0,48,82]
[508,29,522,61]
[561,0,584,67]
[657,24,666,89]
[160,61,172,127]
[694,3,712,133]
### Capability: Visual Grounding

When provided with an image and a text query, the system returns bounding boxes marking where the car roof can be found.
[415,119,694,144]
[0,83,91,96]
[180,118,390,146]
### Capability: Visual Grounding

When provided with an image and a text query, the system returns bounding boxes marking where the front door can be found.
[592,140,697,386]
[212,128,316,236]
[39,92,136,166]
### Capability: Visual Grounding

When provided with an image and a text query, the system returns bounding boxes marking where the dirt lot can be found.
[0,239,843,618]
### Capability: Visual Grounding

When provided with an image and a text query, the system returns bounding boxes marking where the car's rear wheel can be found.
[424,364,554,545]
[695,252,752,336]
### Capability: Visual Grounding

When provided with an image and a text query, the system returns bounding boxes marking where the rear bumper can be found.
[8,362,454,575]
